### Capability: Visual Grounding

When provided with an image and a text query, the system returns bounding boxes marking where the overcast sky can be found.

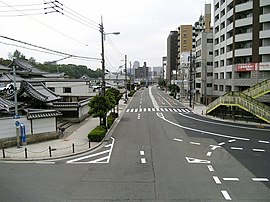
[0,0,211,71]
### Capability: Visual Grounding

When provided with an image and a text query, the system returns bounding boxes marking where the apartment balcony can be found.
[259,46,270,55]
[261,0,270,7]
[235,17,253,28]
[227,51,233,58]
[226,22,233,32]
[260,29,270,39]
[227,8,233,19]
[235,48,252,57]
[235,32,252,42]
[227,36,233,45]
[235,1,253,13]
[260,13,270,23]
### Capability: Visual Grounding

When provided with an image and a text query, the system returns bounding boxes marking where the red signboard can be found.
[236,63,256,72]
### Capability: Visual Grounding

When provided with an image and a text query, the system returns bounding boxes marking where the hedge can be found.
[128,90,136,97]
[88,126,107,142]
[107,112,118,129]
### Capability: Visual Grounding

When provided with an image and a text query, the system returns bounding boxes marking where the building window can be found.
[207,38,213,43]
[207,83,212,87]
[215,49,219,56]
[209,51,213,55]
[207,72,213,76]
[226,72,232,79]
[220,34,225,42]
[214,73,218,79]
[215,37,219,45]
[215,26,219,34]
[221,21,225,30]
[215,2,219,11]
[214,61,219,68]
[214,85,218,91]
[225,85,232,92]
[196,38,201,46]
[219,85,224,92]
[221,8,225,17]
[220,60,224,67]
[220,72,224,79]
[196,83,201,88]
[63,87,71,93]
[220,47,225,54]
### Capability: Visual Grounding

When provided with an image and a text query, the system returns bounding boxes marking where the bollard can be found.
[72,143,75,153]
[49,146,52,157]
[89,140,91,148]
[2,148,5,158]
[24,148,27,159]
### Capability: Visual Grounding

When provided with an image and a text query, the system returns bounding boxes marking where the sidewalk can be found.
[0,99,127,161]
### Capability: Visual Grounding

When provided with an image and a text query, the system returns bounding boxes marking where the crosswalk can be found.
[125,107,191,113]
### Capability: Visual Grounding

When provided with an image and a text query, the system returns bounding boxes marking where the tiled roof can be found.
[21,81,61,103]
[26,109,62,119]
[53,98,91,108]
[0,97,15,111]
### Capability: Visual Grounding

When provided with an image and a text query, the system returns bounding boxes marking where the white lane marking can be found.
[206,152,212,157]
[66,137,115,164]
[231,147,243,150]
[144,108,146,112]
[152,108,156,111]
[160,108,164,112]
[174,138,183,142]
[148,108,151,112]
[210,145,221,150]
[141,158,146,164]
[207,165,214,172]
[138,114,141,120]
[169,108,173,112]
[157,115,250,141]
[218,142,225,146]
[156,113,164,119]
[126,109,130,113]
[190,142,201,146]
[185,157,211,164]
[36,161,55,165]
[228,139,236,143]
[156,108,160,112]
[164,108,168,112]
[135,109,138,113]
[173,109,178,112]
[252,178,269,182]
[139,108,142,112]
[105,144,112,148]
[177,109,182,112]
[253,149,265,152]
[178,112,269,131]
[221,190,232,200]
[130,109,134,113]
[213,176,222,184]
[223,178,239,181]
[259,140,269,144]
[140,151,145,156]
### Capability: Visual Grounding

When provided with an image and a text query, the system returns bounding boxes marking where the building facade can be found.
[166,31,178,85]
[213,0,270,97]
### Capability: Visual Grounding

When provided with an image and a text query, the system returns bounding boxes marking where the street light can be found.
[100,17,120,96]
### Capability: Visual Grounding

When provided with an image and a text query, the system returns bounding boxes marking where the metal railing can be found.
[243,78,270,98]
[206,92,270,123]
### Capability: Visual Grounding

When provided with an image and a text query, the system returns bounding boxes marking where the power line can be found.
[0,35,102,61]
[0,3,43,8]
[106,36,123,57]
[0,1,89,47]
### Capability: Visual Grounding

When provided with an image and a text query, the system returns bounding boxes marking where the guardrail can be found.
[243,78,270,98]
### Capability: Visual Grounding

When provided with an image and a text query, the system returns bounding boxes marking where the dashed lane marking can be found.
[223,178,239,181]
[259,140,269,144]
[231,147,243,151]
[141,158,146,164]
[207,165,214,172]
[190,142,201,146]
[228,139,236,143]
[213,176,222,184]
[252,178,269,182]
[140,151,145,156]
[221,190,232,200]
[218,142,225,146]
[173,138,183,142]
[253,149,265,152]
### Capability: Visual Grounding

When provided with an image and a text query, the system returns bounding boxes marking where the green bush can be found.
[128,90,136,97]
[88,126,107,142]
[107,112,118,128]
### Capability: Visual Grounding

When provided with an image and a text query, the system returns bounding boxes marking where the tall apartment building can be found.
[213,0,270,97]
[166,31,178,85]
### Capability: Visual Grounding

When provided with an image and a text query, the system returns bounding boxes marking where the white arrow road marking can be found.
[185,157,211,164]
[210,145,221,150]
[66,137,115,164]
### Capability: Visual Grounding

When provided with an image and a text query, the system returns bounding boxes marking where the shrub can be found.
[107,112,118,128]
[128,90,136,97]
[169,92,174,96]
[88,126,107,142]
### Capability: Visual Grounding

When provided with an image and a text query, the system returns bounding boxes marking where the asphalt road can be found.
[0,86,269,201]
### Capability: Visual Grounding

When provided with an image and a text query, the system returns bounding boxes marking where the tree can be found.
[8,50,26,60]
[88,95,111,126]
[106,88,122,113]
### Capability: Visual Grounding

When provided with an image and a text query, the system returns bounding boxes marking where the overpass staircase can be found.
[206,78,270,123]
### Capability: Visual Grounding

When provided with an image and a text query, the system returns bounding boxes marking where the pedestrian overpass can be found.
[206,78,270,123]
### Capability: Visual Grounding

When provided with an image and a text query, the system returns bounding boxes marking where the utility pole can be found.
[189,51,192,108]
[129,61,132,91]
[125,55,128,103]
[100,16,105,96]
[13,65,20,148]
